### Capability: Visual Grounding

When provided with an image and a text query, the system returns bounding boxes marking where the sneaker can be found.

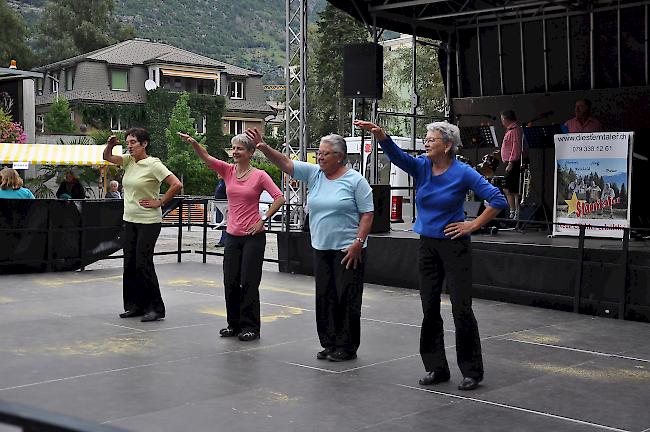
[219,327,238,337]
[238,330,260,341]
[327,349,357,362]
[316,347,335,360]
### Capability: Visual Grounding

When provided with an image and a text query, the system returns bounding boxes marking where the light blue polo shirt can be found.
[293,161,374,251]
[0,188,35,199]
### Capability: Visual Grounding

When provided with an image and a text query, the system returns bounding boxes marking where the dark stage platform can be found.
[1,262,650,431]
[279,229,650,322]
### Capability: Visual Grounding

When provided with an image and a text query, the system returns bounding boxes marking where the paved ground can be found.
[1,260,650,431]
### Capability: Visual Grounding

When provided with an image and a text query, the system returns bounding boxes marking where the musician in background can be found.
[500,110,522,219]
[564,99,603,133]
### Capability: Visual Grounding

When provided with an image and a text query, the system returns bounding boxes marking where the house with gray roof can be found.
[33,38,274,135]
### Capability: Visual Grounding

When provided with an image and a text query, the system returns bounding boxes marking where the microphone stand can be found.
[515,114,553,233]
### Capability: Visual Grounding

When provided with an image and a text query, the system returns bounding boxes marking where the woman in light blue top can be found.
[247,128,374,362]
[355,119,507,391]
[0,168,35,199]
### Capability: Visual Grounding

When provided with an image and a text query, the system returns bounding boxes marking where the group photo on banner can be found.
[553,132,633,238]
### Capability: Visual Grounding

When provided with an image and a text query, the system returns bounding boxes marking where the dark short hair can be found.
[501,110,517,121]
[576,98,592,108]
[125,128,151,152]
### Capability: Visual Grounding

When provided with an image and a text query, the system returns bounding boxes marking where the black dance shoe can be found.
[140,311,165,322]
[326,349,357,362]
[316,347,335,360]
[418,371,451,386]
[457,376,482,391]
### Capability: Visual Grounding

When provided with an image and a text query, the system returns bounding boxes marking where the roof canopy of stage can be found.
[327,0,650,99]
[326,0,646,35]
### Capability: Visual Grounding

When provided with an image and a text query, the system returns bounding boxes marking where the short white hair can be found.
[231,133,256,152]
[321,134,348,164]
[426,121,462,154]
[109,180,119,187]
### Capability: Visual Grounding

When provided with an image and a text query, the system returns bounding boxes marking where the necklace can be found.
[236,165,252,179]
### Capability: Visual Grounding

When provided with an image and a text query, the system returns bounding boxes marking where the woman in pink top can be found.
[179,132,285,341]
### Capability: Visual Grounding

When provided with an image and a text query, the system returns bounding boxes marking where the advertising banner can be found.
[553,132,633,238]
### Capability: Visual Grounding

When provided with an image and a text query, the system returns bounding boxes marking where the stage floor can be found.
[380,222,650,252]
[1,262,649,432]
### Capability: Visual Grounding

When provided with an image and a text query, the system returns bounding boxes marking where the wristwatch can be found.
[261,215,268,222]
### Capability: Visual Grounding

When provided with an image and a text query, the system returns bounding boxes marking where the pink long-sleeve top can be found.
[208,159,283,236]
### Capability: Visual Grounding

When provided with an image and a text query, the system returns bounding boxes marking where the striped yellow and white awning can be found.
[0,143,122,166]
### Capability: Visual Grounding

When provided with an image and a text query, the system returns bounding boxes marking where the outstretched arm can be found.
[353,120,388,141]
[177,132,220,166]
[246,128,294,176]
[354,119,420,176]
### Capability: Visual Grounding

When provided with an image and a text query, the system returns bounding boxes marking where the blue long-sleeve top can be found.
[379,136,508,239]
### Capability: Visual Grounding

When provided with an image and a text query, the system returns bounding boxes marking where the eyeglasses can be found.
[316,151,341,158]
[423,137,444,145]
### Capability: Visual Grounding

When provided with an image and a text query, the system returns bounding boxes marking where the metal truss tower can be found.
[284,0,308,230]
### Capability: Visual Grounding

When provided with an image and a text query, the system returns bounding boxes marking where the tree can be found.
[309,4,368,143]
[164,92,208,195]
[44,97,76,133]
[0,0,34,69]
[33,0,134,65]
[382,39,447,137]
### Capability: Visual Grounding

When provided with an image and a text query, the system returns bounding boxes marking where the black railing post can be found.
[202,198,208,263]
[46,200,53,272]
[177,198,183,263]
[573,224,586,313]
[619,227,630,320]
[187,200,192,232]
[79,201,86,271]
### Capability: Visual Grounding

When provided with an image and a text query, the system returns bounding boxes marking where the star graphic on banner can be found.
[565,192,585,216]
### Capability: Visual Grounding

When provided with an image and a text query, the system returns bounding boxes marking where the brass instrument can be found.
[520,163,531,205]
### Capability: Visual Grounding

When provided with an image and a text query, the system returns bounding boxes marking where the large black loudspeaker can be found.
[343,43,383,99]
[371,184,390,233]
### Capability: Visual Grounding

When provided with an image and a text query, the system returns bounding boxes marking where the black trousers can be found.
[223,233,266,333]
[123,221,164,314]
[313,249,366,353]
[418,236,483,380]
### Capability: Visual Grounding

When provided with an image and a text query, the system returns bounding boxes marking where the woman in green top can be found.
[103,128,183,322]
[0,168,35,199]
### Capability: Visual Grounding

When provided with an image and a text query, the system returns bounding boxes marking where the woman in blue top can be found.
[355,120,508,391]
[247,128,374,362]
[0,168,35,199]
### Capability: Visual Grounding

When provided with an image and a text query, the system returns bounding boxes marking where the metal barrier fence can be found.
[139,197,649,321]
[0,197,647,320]
[0,399,127,432]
